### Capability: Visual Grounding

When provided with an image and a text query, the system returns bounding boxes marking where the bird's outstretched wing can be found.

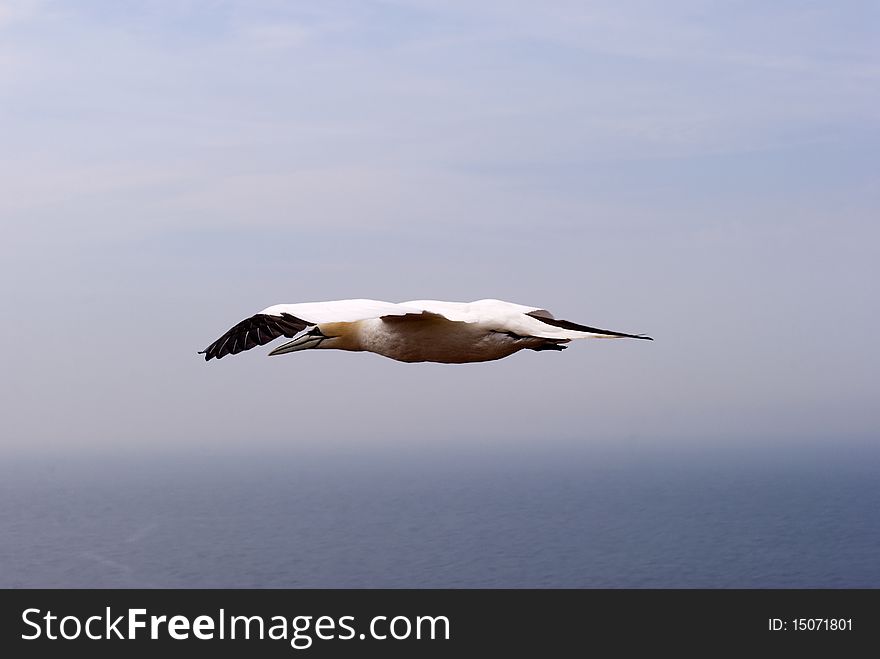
[401,298,550,322]
[199,299,422,361]
[260,299,422,324]
[523,312,652,340]
[403,298,652,340]
[198,312,311,361]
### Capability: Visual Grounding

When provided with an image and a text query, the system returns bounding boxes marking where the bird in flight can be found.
[199,298,652,364]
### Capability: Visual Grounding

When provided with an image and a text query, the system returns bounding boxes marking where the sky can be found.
[1,0,878,456]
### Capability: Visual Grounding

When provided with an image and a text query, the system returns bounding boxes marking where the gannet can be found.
[199,298,652,364]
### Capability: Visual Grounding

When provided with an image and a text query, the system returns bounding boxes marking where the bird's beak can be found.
[268,328,325,355]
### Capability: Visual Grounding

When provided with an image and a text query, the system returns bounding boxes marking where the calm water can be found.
[2,441,879,588]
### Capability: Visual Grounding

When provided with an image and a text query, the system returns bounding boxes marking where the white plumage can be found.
[199,298,652,364]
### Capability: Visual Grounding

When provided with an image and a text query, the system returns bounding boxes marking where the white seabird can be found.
[199,298,652,364]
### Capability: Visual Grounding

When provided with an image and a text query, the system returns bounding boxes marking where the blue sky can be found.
[1,1,877,454]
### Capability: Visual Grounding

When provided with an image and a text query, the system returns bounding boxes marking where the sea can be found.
[2,439,878,588]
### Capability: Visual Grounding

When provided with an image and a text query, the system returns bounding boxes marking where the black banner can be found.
[1,589,875,656]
